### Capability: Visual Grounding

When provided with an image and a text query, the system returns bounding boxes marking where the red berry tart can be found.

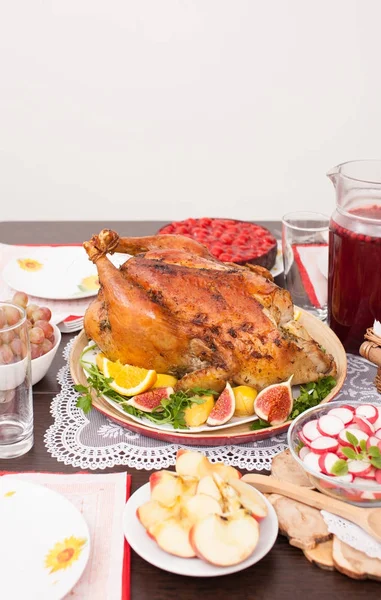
[157,218,278,270]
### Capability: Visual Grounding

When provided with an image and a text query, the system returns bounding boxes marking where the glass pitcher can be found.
[327,160,381,353]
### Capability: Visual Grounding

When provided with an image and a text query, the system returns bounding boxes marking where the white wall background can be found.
[1,0,381,222]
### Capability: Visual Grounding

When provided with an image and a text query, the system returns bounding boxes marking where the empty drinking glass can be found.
[282,212,329,320]
[0,302,33,458]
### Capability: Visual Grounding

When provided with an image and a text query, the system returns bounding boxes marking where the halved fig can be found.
[207,382,235,426]
[254,376,293,426]
[127,386,174,412]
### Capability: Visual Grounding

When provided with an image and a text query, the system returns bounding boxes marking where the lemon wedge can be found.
[153,374,178,388]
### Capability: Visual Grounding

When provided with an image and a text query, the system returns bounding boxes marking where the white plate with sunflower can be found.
[0,478,90,600]
[2,246,127,300]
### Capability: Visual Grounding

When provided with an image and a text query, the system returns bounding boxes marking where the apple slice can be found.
[182,493,222,525]
[227,478,268,521]
[210,463,241,480]
[149,518,196,558]
[189,511,259,566]
[197,475,222,501]
[175,449,210,479]
[136,500,177,530]
[150,470,184,507]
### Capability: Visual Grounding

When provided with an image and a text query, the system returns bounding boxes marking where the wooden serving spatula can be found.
[242,474,381,543]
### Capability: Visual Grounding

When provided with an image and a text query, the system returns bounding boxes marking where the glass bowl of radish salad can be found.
[288,401,381,506]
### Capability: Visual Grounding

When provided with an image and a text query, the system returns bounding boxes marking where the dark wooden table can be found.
[0,221,378,600]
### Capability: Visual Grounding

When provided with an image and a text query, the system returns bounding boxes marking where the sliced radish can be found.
[338,427,369,447]
[340,404,356,413]
[367,436,380,450]
[317,414,345,437]
[327,407,353,426]
[361,491,376,500]
[347,460,373,476]
[354,477,380,487]
[310,436,339,454]
[355,404,378,424]
[375,429,381,440]
[299,431,312,447]
[299,446,310,460]
[352,415,375,437]
[358,467,376,480]
[336,447,347,459]
[302,451,322,473]
[302,420,320,442]
[318,452,340,475]
[334,473,354,483]
[373,408,381,431]
[376,470,381,485]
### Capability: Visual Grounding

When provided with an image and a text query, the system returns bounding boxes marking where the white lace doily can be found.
[44,340,379,473]
[321,511,381,560]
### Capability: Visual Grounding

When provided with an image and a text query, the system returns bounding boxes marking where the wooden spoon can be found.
[242,474,381,543]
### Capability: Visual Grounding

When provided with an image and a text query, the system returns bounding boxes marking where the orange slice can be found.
[100,356,157,396]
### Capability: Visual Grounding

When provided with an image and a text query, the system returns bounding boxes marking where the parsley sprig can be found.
[75,350,218,429]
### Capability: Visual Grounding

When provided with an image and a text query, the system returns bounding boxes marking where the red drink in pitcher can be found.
[327,161,381,353]
[328,206,381,353]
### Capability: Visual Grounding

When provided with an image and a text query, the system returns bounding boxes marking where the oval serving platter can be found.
[70,309,347,446]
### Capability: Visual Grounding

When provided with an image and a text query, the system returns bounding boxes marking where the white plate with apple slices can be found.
[122,450,279,577]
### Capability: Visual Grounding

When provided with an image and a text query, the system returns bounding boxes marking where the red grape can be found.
[12,291,28,309]
[29,327,45,345]
[10,338,26,359]
[4,305,21,326]
[26,304,39,320]
[0,344,14,364]
[34,320,54,339]
[0,330,16,344]
[30,343,43,359]
[40,339,53,355]
[31,307,52,323]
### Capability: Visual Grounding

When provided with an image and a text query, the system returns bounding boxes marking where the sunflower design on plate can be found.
[17,258,43,272]
[78,275,99,293]
[45,536,87,574]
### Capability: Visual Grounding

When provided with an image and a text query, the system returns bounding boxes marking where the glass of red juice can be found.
[327,160,381,353]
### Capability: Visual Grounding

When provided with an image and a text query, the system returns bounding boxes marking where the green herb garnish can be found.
[331,459,349,476]
[75,351,216,429]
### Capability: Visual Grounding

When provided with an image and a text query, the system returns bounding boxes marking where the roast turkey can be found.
[83,229,336,391]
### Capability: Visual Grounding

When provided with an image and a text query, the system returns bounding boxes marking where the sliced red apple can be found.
[196,475,222,501]
[189,511,259,566]
[182,493,222,525]
[149,518,196,558]
[150,470,184,507]
[210,463,241,480]
[226,478,268,521]
[136,500,177,530]
[175,449,210,479]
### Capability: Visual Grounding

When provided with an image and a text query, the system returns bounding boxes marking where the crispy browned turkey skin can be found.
[83,229,336,391]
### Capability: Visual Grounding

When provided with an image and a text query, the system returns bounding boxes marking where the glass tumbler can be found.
[0,302,33,458]
[282,212,329,320]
